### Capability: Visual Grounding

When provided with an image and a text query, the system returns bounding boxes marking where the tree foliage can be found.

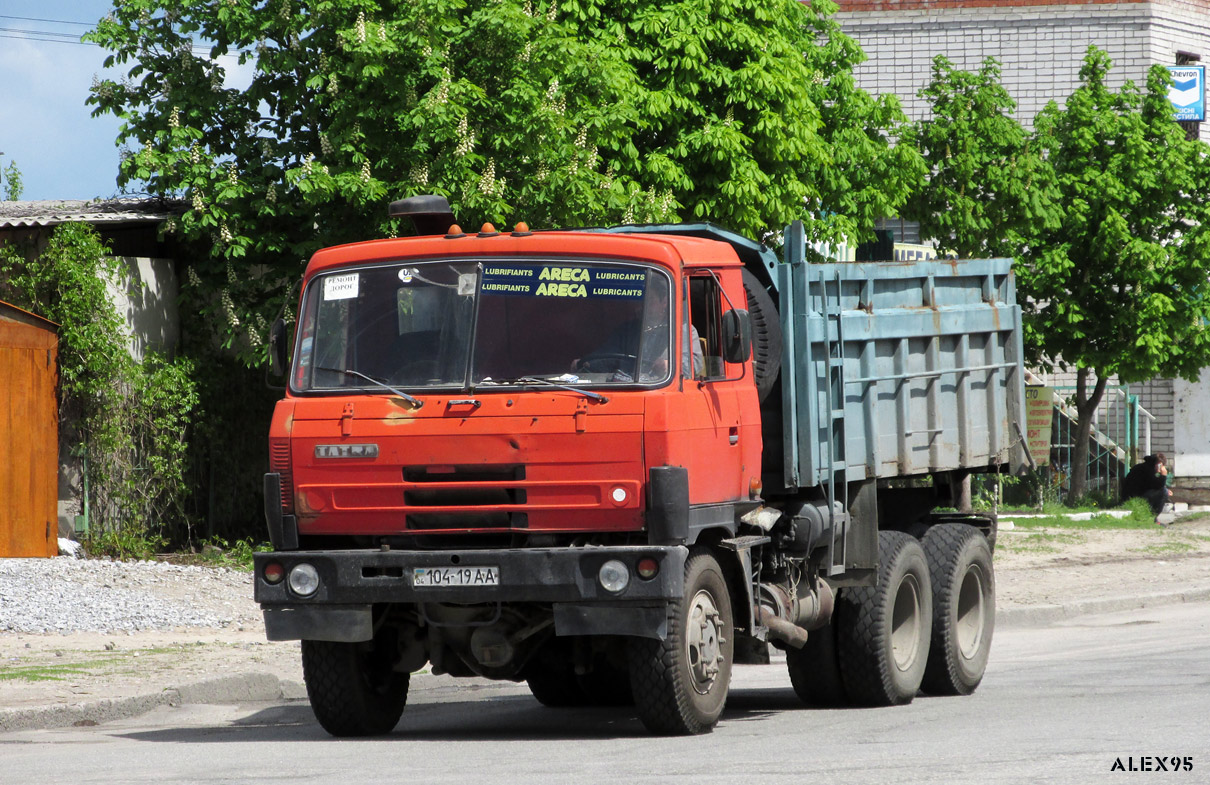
[1,158,23,200]
[85,0,921,362]
[909,47,1210,500]
[1025,48,1210,384]
[902,56,1057,258]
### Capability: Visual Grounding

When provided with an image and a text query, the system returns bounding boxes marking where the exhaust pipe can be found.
[758,606,809,648]
[755,577,835,648]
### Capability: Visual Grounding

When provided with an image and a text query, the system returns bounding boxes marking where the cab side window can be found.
[687,275,724,379]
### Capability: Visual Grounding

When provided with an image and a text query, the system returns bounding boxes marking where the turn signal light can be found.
[263,562,285,584]
[749,477,763,500]
[636,557,659,580]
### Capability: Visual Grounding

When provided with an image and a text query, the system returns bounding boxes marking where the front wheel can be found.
[628,550,734,734]
[301,638,409,737]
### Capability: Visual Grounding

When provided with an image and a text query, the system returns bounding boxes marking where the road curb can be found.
[998,586,1210,627]
[0,672,306,734]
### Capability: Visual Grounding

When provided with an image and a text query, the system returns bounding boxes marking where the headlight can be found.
[288,563,320,597]
[598,560,630,593]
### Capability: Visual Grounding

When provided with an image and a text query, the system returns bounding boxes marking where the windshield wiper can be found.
[317,367,424,409]
[516,376,609,404]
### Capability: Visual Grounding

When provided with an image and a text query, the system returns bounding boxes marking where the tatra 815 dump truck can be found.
[256,195,1027,736]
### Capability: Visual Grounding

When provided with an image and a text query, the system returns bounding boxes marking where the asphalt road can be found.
[2,603,1208,785]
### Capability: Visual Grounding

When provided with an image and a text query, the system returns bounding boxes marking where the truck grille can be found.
[402,465,526,530]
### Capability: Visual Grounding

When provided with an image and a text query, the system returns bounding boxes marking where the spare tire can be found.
[740,269,782,402]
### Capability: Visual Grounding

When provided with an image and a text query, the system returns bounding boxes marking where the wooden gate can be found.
[0,302,58,557]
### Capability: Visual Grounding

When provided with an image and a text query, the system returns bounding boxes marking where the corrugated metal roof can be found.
[0,198,186,229]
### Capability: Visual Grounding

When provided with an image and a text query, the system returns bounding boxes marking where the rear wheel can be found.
[525,640,589,707]
[836,531,932,706]
[526,663,589,707]
[921,524,995,695]
[301,637,409,737]
[786,611,848,707]
[577,651,634,706]
[629,550,734,734]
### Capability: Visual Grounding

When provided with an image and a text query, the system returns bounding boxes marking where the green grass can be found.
[995,529,1087,554]
[1130,541,1197,556]
[0,657,121,682]
[1001,498,1159,530]
[0,645,201,683]
[151,538,271,571]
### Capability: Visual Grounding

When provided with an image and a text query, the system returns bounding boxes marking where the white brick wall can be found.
[837,1,1210,141]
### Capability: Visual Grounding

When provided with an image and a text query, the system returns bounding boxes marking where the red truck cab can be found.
[269,229,761,545]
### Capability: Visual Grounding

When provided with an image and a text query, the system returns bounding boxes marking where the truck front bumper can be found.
[254,546,687,642]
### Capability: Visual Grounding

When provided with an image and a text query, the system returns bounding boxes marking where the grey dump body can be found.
[778,220,1027,489]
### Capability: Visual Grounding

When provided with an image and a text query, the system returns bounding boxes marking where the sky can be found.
[0,0,253,202]
[0,0,129,201]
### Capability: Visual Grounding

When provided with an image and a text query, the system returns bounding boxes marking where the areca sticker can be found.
[323,273,359,300]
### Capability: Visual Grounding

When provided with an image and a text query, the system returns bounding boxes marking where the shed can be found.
[1,198,185,538]
[0,301,59,557]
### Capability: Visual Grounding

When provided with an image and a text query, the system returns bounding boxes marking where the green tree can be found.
[902,56,1057,258]
[911,48,1210,501]
[85,0,921,361]
[1,157,23,200]
[1023,48,1210,499]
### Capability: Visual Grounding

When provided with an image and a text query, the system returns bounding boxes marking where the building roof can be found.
[0,198,186,229]
[0,300,58,331]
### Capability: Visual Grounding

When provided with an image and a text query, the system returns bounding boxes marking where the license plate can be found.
[413,566,500,587]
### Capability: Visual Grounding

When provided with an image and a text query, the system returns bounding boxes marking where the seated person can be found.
[1121,453,1172,520]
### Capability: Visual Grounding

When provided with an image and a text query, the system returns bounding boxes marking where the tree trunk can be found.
[950,471,972,512]
[1068,368,1109,503]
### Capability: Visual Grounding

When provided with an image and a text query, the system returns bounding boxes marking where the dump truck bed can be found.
[779,227,1026,490]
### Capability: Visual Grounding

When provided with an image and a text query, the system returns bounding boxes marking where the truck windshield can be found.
[291,260,672,393]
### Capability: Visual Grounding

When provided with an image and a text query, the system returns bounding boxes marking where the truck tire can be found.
[628,550,734,734]
[836,531,932,706]
[526,664,589,707]
[577,653,634,706]
[301,638,409,736]
[786,612,848,706]
[921,524,995,696]
[741,269,782,403]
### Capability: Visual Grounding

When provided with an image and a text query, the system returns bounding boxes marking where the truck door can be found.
[678,272,751,505]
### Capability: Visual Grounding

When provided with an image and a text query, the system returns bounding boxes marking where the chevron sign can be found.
[1167,66,1205,121]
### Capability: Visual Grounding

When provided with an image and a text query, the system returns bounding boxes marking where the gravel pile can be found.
[0,557,258,634]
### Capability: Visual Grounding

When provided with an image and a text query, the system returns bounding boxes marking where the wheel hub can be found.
[686,589,726,694]
[955,564,987,659]
[890,573,923,672]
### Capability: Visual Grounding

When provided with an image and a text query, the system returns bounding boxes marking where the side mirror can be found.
[268,318,289,378]
[722,309,752,364]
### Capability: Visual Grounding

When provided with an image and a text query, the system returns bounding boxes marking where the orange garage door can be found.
[1,303,59,558]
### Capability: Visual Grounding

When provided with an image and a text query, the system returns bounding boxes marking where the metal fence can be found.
[1045,385,1154,500]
